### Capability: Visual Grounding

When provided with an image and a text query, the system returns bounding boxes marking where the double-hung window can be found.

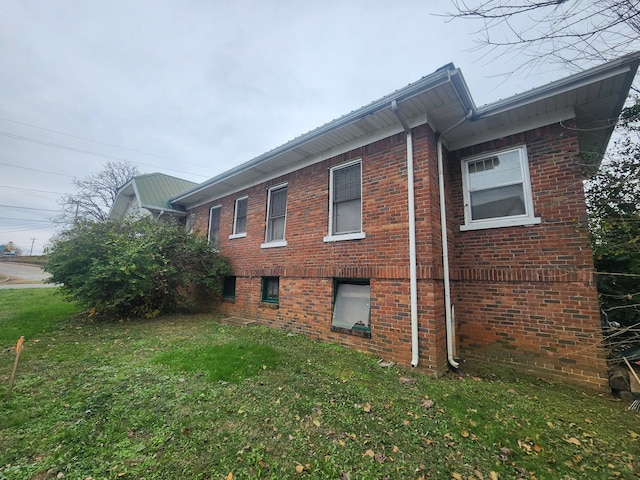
[208,205,221,249]
[261,184,288,248]
[461,145,540,230]
[324,160,366,242]
[230,196,248,239]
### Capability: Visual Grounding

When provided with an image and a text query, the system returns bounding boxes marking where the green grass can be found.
[0,288,80,347]
[1,288,639,479]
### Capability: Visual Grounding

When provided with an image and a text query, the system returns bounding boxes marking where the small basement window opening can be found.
[262,277,279,304]
[331,279,371,338]
[222,276,236,298]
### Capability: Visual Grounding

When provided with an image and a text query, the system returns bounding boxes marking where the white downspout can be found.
[391,100,420,367]
[438,110,473,369]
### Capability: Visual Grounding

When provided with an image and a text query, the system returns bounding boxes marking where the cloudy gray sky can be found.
[0,0,624,255]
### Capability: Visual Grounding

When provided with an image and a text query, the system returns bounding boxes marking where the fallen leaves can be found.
[565,437,582,446]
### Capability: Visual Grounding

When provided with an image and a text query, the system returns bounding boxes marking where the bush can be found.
[44,218,231,318]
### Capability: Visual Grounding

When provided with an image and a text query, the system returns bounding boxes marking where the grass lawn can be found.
[1,288,639,479]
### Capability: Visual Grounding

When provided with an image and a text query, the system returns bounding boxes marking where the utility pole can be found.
[29,238,36,256]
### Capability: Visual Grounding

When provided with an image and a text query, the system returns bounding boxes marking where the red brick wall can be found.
[191,126,449,375]
[447,121,608,390]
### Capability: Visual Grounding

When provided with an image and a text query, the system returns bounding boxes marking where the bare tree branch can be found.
[54,161,139,226]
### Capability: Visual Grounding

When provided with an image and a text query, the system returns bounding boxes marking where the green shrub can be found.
[43,218,231,318]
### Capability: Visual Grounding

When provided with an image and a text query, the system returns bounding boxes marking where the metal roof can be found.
[172,53,640,209]
[109,173,197,220]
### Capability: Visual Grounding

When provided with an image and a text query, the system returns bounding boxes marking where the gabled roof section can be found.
[172,53,640,208]
[109,173,197,220]
[446,52,640,153]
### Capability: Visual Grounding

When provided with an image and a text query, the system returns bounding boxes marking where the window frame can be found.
[261,183,288,249]
[222,276,236,299]
[208,205,222,250]
[460,145,540,231]
[185,213,195,235]
[330,278,371,338]
[323,159,366,242]
[229,196,248,239]
[261,276,280,304]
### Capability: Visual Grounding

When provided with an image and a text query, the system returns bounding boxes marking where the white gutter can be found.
[437,110,473,369]
[391,100,420,368]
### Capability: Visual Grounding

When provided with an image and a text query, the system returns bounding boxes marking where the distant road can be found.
[0,261,56,289]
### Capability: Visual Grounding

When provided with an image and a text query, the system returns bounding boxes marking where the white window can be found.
[331,280,371,333]
[208,205,221,249]
[324,160,366,242]
[461,145,540,231]
[230,196,248,239]
[261,184,288,248]
[185,213,195,235]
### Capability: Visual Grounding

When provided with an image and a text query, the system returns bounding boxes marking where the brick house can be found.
[170,54,639,390]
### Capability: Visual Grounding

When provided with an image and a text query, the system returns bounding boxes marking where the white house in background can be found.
[109,173,197,222]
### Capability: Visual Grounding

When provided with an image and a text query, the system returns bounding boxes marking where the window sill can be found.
[331,325,371,339]
[261,240,288,249]
[323,231,366,243]
[222,297,236,303]
[229,232,247,240]
[460,216,541,231]
[259,301,279,309]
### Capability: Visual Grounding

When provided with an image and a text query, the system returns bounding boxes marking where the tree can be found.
[446,1,640,74]
[56,161,139,225]
[43,218,231,319]
[585,99,640,327]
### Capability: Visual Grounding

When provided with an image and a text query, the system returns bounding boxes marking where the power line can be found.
[0,130,211,179]
[0,204,61,213]
[0,184,66,195]
[0,161,74,178]
[0,116,174,161]
[0,217,57,223]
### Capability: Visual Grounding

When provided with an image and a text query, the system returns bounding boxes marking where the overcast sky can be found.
[0,0,618,255]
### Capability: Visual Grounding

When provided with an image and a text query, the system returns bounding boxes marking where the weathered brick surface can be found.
[194,126,448,373]
[189,120,608,389]
[447,121,608,390]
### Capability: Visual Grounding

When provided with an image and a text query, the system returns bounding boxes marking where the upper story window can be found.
[230,196,248,239]
[185,213,195,235]
[461,145,540,231]
[261,184,288,248]
[208,205,221,249]
[324,160,366,242]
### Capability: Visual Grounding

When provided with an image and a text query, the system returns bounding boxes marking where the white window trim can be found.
[261,183,288,249]
[460,145,540,231]
[323,159,366,243]
[230,196,248,239]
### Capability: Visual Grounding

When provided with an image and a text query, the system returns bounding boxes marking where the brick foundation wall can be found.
[447,121,608,390]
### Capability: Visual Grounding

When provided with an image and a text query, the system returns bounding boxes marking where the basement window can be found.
[261,277,279,304]
[461,145,540,231]
[222,276,236,299]
[331,279,371,338]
